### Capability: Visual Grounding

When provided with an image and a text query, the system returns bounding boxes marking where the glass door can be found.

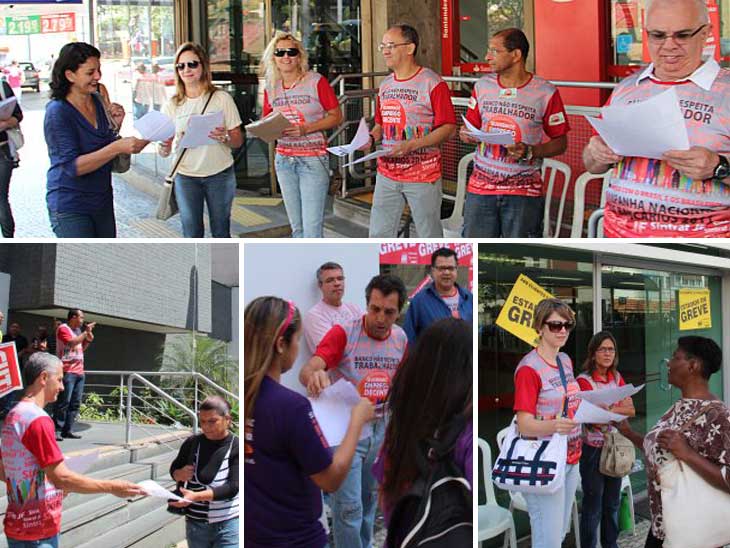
[600,263,723,490]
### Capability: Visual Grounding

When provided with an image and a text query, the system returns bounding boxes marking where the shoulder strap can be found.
[93,92,118,133]
[166,90,218,181]
[556,354,569,418]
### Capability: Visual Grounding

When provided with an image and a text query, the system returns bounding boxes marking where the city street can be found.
[8,86,185,237]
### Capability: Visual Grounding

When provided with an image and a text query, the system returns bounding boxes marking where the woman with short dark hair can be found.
[168,395,239,547]
[618,336,730,548]
[44,42,148,237]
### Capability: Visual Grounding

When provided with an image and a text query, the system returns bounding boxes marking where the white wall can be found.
[243,243,381,395]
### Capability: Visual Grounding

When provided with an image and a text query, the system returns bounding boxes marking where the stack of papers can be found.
[574,383,644,424]
[309,379,369,446]
[244,111,293,143]
[328,118,370,156]
[133,110,175,142]
[179,111,225,148]
[586,87,690,159]
[0,96,17,120]
[461,115,514,145]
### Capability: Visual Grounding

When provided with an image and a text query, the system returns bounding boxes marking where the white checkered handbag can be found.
[492,419,567,495]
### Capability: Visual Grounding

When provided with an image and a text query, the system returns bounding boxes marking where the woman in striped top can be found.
[168,396,239,547]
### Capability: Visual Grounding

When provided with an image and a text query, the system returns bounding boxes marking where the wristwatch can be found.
[712,155,730,181]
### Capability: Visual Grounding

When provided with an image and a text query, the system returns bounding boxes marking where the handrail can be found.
[126,373,198,445]
[88,370,239,402]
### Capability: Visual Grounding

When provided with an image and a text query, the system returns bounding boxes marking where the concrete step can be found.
[75,504,185,548]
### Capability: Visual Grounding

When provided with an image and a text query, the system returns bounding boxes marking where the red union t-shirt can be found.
[464,73,569,196]
[601,60,730,237]
[1,401,64,541]
[56,323,87,375]
[375,67,456,183]
[314,317,407,409]
[263,71,339,157]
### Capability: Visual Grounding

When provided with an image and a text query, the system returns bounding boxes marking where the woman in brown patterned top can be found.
[617,336,730,548]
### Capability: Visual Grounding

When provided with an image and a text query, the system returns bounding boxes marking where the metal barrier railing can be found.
[82,370,238,446]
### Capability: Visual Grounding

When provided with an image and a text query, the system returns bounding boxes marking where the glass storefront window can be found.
[460,0,524,66]
[611,0,644,67]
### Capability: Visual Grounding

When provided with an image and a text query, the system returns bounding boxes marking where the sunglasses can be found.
[175,60,201,71]
[544,321,575,333]
[274,48,300,57]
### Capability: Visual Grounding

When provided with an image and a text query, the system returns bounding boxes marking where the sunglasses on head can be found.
[274,48,300,57]
[544,321,575,333]
[175,60,200,71]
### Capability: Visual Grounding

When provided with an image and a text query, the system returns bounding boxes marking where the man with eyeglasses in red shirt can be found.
[361,24,457,238]
[583,0,730,237]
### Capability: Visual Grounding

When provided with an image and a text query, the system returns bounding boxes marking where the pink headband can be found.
[276,300,296,340]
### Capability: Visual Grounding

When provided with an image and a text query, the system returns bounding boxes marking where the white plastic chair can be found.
[541,159,572,237]
[441,152,474,238]
[496,424,581,548]
[570,170,610,238]
[478,437,517,548]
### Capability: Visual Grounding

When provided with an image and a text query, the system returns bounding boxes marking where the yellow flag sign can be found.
[678,288,711,331]
[496,274,554,346]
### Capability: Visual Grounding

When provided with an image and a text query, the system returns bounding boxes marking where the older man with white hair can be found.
[0,353,144,548]
[583,0,730,238]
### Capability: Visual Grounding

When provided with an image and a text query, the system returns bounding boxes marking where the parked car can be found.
[19,62,40,92]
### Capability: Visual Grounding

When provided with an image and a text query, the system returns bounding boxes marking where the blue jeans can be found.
[48,201,116,238]
[7,534,59,548]
[523,463,580,548]
[331,419,385,548]
[53,373,85,435]
[274,154,329,238]
[579,444,621,548]
[175,165,235,238]
[369,174,443,238]
[0,146,16,237]
[462,193,544,237]
[185,517,238,548]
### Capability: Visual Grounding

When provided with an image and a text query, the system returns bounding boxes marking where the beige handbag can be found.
[599,431,635,478]
[660,402,730,548]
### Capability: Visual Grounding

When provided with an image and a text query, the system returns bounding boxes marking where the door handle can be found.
[659,358,671,392]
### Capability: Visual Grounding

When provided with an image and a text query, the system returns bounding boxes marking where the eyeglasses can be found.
[175,61,200,71]
[487,47,510,55]
[544,321,575,333]
[377,42,412,52]
[646,24,706,44]
[433,266,457,273]
[274,48,300,57]
[596,347,616,354]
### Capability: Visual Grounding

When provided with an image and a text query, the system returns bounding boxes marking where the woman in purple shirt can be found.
[373,317,473,543]
[44,42,148,237]
[244,296,375,548]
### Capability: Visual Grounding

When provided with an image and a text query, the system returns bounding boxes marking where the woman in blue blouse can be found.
[44,42,148,237]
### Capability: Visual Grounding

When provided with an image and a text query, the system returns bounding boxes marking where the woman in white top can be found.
[159,42,243,237]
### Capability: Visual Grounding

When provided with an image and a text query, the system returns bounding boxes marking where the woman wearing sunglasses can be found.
[576,331,635,548]
[512,297,581,548]
[258,31,343,238]
[158,42,243,238]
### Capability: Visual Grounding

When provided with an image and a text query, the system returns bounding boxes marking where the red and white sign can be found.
[41,13,75,34]
[0,342,22,399]
[379,243,474,289]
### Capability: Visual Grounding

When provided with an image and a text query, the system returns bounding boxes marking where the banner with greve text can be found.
[379,243,473,289]
[0,342,22,399]
[496,274,554,346]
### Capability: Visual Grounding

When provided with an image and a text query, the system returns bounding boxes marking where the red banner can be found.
[0,342,22,399]
[379,243,474,290]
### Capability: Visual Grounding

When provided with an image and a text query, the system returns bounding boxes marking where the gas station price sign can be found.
[5,13,75,36]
